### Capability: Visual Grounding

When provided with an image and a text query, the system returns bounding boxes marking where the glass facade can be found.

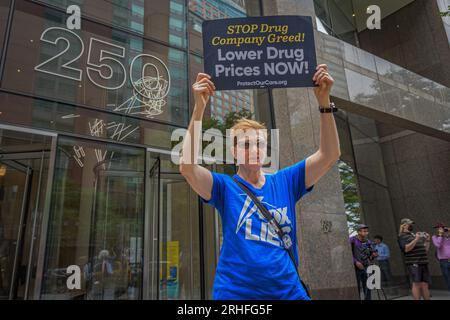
[314,0,417,47]
[0,0,273,300]
[3,0,188,126]
[41,136,146,299]
[314,0,359,46]
[0,128,52,299]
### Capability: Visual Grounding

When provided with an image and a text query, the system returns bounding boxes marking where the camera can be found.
[417,232,424,237]
[360,243,377,262]
[416,232,428,238]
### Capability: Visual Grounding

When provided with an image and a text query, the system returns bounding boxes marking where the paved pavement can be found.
[393,290,450,300]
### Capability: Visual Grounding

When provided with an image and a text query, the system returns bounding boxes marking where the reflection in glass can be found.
[41,137,145,299]
[159,173,200,300]
[0,0,11,56]
[0,129,51,300]
[188,0,260,127]
[0,91,184,150]
[316,0,358,46]
[3,1,188,126]
[36,0,187,48]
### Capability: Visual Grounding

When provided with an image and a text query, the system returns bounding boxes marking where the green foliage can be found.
[338,160,362,235]
[204,109,254,134]
[202,116,221,132]
[440,5,450,17]
[221,109,254,131]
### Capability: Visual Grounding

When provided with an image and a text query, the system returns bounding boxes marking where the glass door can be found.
[40,137,146,300]
[86,161,145,300]
[143,154,160,300]
[0,127,53,300]
[150,157,221,300]
[0,158,32,299]
[158,170,201,300]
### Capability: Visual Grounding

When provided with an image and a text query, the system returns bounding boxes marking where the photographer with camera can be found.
[398,218,431,300]
[349,224,378,300]
[432,222,450,292]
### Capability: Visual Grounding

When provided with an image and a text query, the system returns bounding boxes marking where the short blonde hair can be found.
[230,118,267,148]
[230,118,266,131]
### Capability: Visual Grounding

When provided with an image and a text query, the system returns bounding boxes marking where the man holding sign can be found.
[179,16,340,300]
[179,64,339,300]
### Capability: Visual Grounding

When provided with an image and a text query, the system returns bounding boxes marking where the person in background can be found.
[398,218,431,300]
[373,235,392,286]
[432,222,450,292]
[349,224,378,300]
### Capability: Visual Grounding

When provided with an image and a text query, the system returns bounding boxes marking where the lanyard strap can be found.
[232,176,311,298]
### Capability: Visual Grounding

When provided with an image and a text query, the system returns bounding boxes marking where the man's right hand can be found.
[192,73,215,109]
[179,72,215,202]
[355,261,364,270]
[414,232,421,241]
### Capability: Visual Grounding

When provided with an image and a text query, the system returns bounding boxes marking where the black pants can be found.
[440,260,450,292]
[355,268,371,300]
[378,260,392,285]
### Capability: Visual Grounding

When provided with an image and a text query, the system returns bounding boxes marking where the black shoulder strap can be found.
[232,176,311,299]
[232,177,285,243]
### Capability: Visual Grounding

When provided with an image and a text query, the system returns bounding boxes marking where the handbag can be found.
[232,176,312,299]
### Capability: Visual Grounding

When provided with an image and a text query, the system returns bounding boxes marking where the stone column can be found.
[261,0,359,299]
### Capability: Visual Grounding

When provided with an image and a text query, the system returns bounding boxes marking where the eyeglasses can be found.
[236,140,267,149]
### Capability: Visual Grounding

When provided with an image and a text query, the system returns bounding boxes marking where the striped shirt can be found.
[398,232,428,265]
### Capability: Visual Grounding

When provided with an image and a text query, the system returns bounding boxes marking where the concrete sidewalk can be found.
[393,290,450,300]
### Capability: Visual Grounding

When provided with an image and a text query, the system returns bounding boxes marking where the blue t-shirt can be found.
[201,159,314,300]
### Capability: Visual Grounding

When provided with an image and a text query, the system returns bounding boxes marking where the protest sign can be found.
[202,15,317,90]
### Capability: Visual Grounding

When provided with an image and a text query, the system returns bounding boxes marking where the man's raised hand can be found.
[192,73,216,109]
[312,64,334,106]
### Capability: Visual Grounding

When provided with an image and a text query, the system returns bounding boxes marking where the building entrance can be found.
[0,126,53,299]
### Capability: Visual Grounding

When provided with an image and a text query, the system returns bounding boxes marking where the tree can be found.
[203,109,254,133]
[338,160,362,235]
[221,109,254,131]
[440,5,450,17]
